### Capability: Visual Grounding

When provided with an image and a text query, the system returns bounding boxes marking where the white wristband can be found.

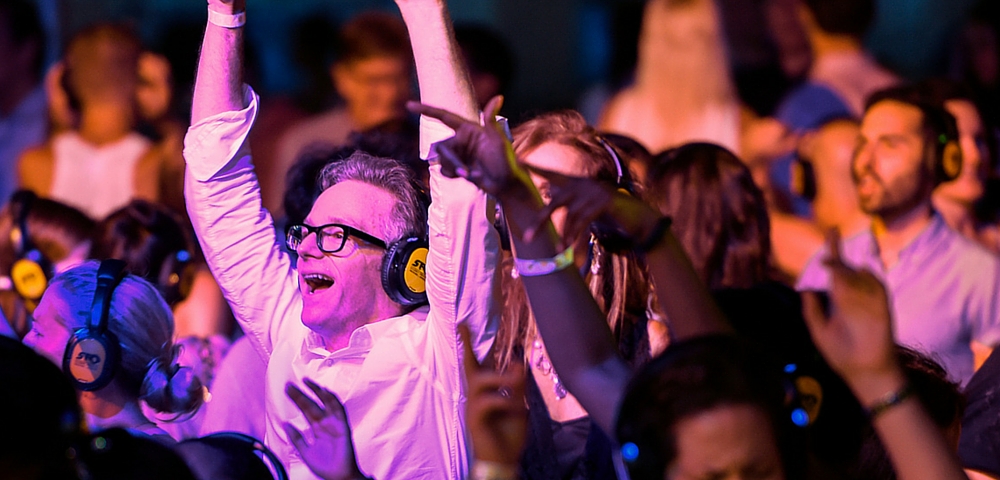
[513,246,574,277]
[208,8,246,28]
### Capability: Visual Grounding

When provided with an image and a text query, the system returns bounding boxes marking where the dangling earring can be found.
[589,233,602,276]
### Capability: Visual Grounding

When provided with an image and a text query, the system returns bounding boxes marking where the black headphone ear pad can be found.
[380,237,429,307]
[63,328,121,392]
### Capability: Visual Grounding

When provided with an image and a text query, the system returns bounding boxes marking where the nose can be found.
[852,141,874,177]
[297,230,324,259]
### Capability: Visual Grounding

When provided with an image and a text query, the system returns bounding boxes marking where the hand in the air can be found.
[284,379,367,480]
[801,231,900,391]
[408,96,529,197]
[521,166,661,245]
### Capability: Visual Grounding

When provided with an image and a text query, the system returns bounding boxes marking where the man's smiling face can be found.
[296,180,401,348]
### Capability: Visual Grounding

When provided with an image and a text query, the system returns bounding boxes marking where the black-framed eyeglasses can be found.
[286,223,387,254]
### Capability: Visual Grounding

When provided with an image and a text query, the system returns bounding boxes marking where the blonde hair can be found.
[43,261,202,414]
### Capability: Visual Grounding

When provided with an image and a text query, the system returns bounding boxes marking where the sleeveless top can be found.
[49,131,151,219]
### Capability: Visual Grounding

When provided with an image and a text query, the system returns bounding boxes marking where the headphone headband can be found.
[201,432,289,480]
[90,259,128,332]
[596,135,624,186]
[64,259,127,391]
[10,190,37,256]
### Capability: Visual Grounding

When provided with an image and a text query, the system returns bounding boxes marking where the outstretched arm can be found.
[409,101,626,435]
[395,0,477,123]
[192,0,246,123]
[395,0,499,364]
[184,0,299,357]
[802,232,969,480]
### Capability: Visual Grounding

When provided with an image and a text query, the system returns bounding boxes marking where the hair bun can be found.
[140,355,204,415]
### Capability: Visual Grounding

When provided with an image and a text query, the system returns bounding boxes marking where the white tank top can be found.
[49,131,151,219]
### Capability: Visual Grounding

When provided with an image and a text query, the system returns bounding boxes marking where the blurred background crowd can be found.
[3,0,1000,478]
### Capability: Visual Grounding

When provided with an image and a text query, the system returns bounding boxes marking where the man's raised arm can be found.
[395,0,499,363]
[396,0,477,122]
[192,0,247,123]
[184,0,299,357]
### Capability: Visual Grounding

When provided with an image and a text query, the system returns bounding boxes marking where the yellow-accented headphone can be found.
[7,191,53,312]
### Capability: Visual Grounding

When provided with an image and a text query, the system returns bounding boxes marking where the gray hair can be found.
[319,151,427,243]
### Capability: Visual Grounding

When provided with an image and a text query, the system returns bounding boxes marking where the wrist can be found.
[845,368,908,407]
[863,382,914,419]
[471,460,518,480]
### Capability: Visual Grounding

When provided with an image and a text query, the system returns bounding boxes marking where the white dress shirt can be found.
[183,86,500,479]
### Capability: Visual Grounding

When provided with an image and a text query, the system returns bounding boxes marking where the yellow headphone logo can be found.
[404,247,428,294]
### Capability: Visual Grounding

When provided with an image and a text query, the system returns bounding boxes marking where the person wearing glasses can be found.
[183,0,499,479]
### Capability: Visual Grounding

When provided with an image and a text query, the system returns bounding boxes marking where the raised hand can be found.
[459,324,527,466]
[521,166,661,245]
[801,231,902,399]
[284,379,368,480]
[407,96,530,197]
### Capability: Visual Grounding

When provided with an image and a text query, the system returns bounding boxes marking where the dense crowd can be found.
[2,0,1000,479]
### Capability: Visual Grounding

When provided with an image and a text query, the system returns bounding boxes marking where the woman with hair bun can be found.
[22,260,203,443]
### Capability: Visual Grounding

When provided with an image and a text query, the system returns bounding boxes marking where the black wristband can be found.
[865,384,913,419]
[636,217,673,253]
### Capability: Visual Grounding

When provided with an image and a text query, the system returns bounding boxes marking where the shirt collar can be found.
[301,306,430,360]
[865,213,949,270]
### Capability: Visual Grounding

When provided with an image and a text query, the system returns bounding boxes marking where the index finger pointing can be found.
[458,323,481,375]
[407,101,475,131]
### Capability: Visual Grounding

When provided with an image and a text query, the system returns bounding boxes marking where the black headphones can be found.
[201,432,289,480]
[380,236,429,307]
[924,106,963,185]
[63,259,127,391]
[157,248,195,306]
[7,191,53,309]
[381,179,430,308]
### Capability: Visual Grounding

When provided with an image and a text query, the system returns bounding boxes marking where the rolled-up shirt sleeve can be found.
[183,85,300,359]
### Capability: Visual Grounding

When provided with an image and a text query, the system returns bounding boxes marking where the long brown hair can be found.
[494,111,650,371]
[648,143,770,289]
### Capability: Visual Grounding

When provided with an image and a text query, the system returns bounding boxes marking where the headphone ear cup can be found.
[495,204,511,252]
[63,328,120,392]
[10,249,52,303]
[938,140,963,183]
[380,237,429,307]
[158,250,195,306]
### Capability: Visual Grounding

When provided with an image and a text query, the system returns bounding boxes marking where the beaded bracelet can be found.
[513,246,574,277]
[208,8,246,28]
[865,383,913,419]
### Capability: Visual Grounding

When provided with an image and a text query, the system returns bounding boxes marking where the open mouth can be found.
[302,273,334,294]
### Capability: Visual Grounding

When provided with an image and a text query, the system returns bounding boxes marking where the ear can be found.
[940,140,962,181]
